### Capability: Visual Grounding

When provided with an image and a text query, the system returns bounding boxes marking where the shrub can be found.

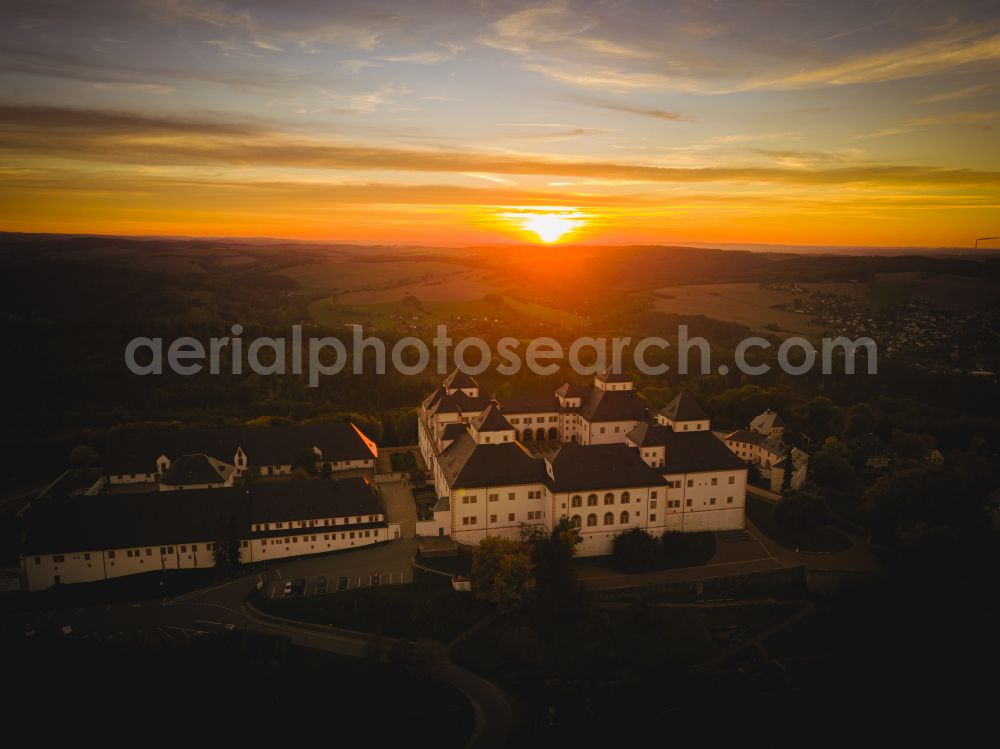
[612,528,661,572]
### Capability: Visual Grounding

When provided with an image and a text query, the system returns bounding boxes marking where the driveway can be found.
[379,478,417,538]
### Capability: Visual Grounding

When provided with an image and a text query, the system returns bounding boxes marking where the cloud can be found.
[755,31,1000,90]
[2,105,999,189]
[917,83,991,103]
[574,98,694,122]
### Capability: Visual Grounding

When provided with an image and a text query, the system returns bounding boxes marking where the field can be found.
[653,282,827,336]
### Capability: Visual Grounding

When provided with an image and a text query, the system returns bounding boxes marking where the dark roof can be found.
[437,433,548,490]
[595,367,632,383]
[661,430,748,474]
[22,487,249,555]
[248,478,381,524]
[723,429,767,445]
[555,382,589,399]
[626,422,672,447]
[499,394,562,413]
[660,391,709,423]
[161,454,227,486]
[578,387,647,423]
[424,389,490,417]
[21,479,381,556]
[752,409,786,431]
[470,402,513,433]
[442,368,479,391]
[546,443,668,493]
[104,423,375,475]
[441,422,467,442]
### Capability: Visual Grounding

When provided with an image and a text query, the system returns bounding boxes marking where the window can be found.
[687,479,693,488]
[587,494,598,506]
[711,477,718,486]
[571,495,582,508]
[709,498,716,505]
[603,512,614,525]
[620,511,629,524]
[508,492,516,500]
[651,491,657,499]
[489,493,499,502]
[571,515,582,528]
[127,550,133,558]
[34,557,41,565]
[600,427,606,433]
[727,496,734,504]
[729,476,736,485]
[585,513,598,527]
[490,515,497,523]
[84,553,90,561]
[528,490,541,499]
[604,492,614,505]
[53,555,64,563]
[108,551,116,559]
[508,513,516,522]
[621,491,630,504]
[462,495,477,504]
[650,514,657,522]
[686,499,693,507]
[180,545,187,553]
[650,501,657,509]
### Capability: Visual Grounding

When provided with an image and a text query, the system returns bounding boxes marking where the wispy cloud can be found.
[917,83,991,103]
[574,98,694,122]
[3,105,998,188]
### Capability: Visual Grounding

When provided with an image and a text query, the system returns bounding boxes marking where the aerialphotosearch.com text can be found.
[125,324,878,386]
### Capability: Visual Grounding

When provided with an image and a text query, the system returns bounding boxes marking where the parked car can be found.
[337,576,349,591]
[291,578,306,595]
[370,572,381,587]
[282,581,293,597]
[315,577,328,594]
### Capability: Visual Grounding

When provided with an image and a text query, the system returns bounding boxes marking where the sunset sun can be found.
[499,207,587,243]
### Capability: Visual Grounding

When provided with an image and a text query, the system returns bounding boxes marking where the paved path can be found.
[379,478,417,538]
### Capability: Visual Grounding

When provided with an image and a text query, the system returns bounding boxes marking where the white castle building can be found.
[418,370,748,556]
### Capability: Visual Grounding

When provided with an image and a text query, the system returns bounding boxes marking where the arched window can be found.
[547,426,558,440]
[603,512,614,525]
[536,427,546,440]
[586,513,597,527]
[621,491,630,504]
[620,510,629,524]
[604,492,614,505]
[571,495,582,508]
[570,515,582,529]
[587,494,598,506]
[522,429,532,441]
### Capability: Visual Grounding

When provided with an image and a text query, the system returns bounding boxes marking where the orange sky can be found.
[1,1,998,248]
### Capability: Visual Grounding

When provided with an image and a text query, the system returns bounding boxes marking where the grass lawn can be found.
[251,568,489,641]
[747,496,852,553]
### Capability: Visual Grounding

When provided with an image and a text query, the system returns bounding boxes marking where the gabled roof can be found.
[21,478,383,556]
[723,429,767,445]
[751,409,786,432]
[595,366,632,383]
[626,422,672,447]
[424,389,491,417]
[248,478,381,524]
[658,430,749,474]
[578,387,647,423]
[499,394,562,413]
[546,443,667,493]
[555,382,589,399]
[442,368,479,391]
[160,454,229,486]
[660,391,709,423]
[104,423,376,475]
[441,422,467,442]
[470,402,513,433]
[436,433,548,490]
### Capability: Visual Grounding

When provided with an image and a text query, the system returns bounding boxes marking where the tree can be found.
[799,396,843,442]
[809,448,854,489]
[773,489,829,536]
[387,639,449,678]
[294,448,318,476]
[68,444,99,469]
[612,528,661,572]
[471,536,536,613]
[522,517,581,595]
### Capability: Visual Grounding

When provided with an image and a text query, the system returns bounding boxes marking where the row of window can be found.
[508,415,559,425]
[252,515,379,532]
[570,511,634,528]
[464,490,542,504]
[570,490,647,508]
[261,530,375,546]
[461,510,544,526]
